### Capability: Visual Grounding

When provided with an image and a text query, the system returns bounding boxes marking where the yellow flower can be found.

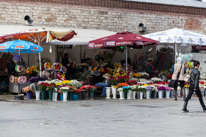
[56,82,63,86]
[93,67,97,71]
[185,85,189,88]
[113,86,117,88]
[62,80,72,85]
[144,84,148,86]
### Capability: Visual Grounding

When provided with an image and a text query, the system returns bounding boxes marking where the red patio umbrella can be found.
[88,31,158,73]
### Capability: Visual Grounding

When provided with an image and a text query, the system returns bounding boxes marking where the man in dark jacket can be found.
[62,53,71,79]
[92,66,108,97]
[182,61,206,112]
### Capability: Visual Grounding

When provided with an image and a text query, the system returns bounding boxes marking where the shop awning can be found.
[0,25,116,45]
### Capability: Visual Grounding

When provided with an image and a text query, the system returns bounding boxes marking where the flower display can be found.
[132,73,141,78]
[151,77,162,82]
[130,85,136,91]
[22,86,34,93]
[81,85,91,91]
[74,89,82,94]
[38,82,48,91]
[56,82,63,86]
[62,80,72,85]
[89,86,97,91]
[60,86,70,92]
[68,80,82,88]
[165,87,172,91]
[157,86,165,91]
[117,88,123,91]
[126,80,137,85]
[44,62,53,70]
[68,86,75,91]
[117,83,129,88]
[109,77,118,86]
[46,84,56,91]
[146,86,153,91]
[138,86,146,92]
[122,86,130,93]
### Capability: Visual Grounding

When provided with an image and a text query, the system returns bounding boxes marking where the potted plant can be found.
[60,86,69,101]
[89,86,97,100]
[73,89,81,100]
[46,83,56,101]
[117,88,124,99]
[123,86,130,100]
[68,86,75,101]
[165,87,172,98]
[157,86,165,99]
[130,85,137,99]
[38,82,47,101]
[146,86,153,99]
[22,86,34,99]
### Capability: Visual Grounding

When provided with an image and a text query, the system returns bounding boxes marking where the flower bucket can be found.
[146,90,151,99]
[60,94,63,101]
[106,87,111,99]
[53,92,58,101]
[170,90,174,98]
[132,91,136,99]
[119,91,124,99]
[124,92,127,100]
[166,90,170,98]
[81,90,86,100]
[158,90,163,99]
[185,88,189,97]
[68,92,73,101]
[48,90,53,101]
[127,90,132,99]
[63,92,68,101]
[112,87,117,99]
[137,91,140,99]
[151,91,157,99]
[90,91,94,100]
[72,94,78,100]
[26,92,33,99]
[41,90,46,101]
[35,91,41,100]
[139,92,143,99]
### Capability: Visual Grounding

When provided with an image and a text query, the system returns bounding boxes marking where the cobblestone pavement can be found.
[0,96,206,137]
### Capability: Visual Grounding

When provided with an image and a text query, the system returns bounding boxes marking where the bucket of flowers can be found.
[157,86,165,99]
[165,87,172,98]
[46,83,56,101]
[22,86,34,99]
[138,85,146,99]
[122,86,130,100]
[60,86,70,101]
[89,86,97,100]
[146,86,153,99]
[73,89,82,100]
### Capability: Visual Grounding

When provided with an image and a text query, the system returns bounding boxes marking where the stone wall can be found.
[0,1,205,35]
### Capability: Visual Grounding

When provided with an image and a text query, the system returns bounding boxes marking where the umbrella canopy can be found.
[0,40,43,53]
[88,31,158,49]
[143,28,206,45]
[0,28,76,44]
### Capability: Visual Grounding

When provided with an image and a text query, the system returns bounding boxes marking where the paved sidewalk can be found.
[0,96,206,137]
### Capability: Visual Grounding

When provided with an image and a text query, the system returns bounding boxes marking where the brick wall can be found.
[0,1,206,34]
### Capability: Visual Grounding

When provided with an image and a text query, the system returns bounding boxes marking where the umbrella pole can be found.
[126,46,128,75]
[38,41,42,76]
[174,43,177,63]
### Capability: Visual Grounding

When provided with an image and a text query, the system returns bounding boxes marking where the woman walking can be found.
[171,57,186,101]
[182,61,206,112]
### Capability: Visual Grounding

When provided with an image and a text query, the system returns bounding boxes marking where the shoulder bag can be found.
[169,65,182,88]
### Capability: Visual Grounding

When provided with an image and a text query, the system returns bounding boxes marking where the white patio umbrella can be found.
[144,28,206,62]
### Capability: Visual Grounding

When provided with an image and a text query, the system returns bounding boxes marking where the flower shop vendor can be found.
[146,58,158,79]
[92,66,108,97]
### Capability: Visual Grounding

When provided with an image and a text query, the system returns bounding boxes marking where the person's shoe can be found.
[201,104,206,112]
[182,102,189,112]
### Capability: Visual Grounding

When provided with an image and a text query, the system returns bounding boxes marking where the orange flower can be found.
[117,83,129,88]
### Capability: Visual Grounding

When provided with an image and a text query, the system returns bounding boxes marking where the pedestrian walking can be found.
[182,61,206,112]
[171,57,186,101]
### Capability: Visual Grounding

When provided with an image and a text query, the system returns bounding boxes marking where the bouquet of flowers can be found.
[22,86,34,93]
[132,73,141,78]
[185,85,189,88]
[62,80,72,85]
[44,62,53,70]
[68,86,75,91]
[165,87,172,91]
[38,82,48,91]
[53,63,62,71]
[80,85,91,91]
[138,86,146,92]
[126,80,137,85]
[151,77,162,82]
[29,77,38,83]
[117,88,123,92]
[130,85,136,91]
[138,72,149,79]
[109,77,118,86]
[117,83,129,88]
[46,83,56,91]
[68,80,82,89]
[146,86,153,91]
[157,86,165,91]
[89,86,97,91]
[60,86,70,92]
[122,86,130,93]
[74,89,82,94]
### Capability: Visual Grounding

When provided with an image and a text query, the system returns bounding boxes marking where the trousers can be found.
[185,85,205,106]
